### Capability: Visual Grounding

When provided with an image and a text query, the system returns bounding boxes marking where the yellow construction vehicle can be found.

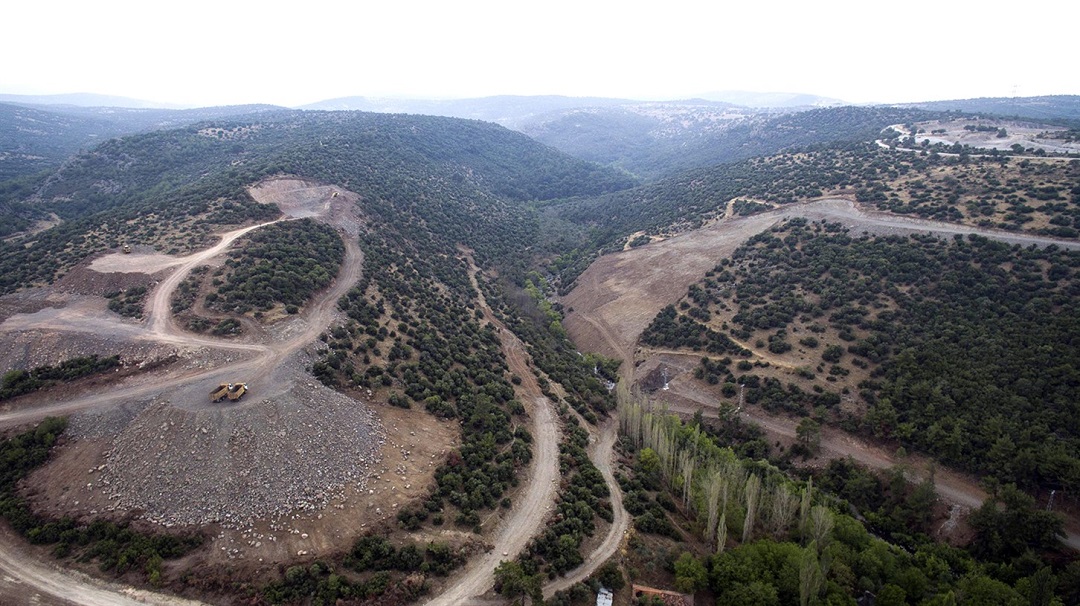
[209,384,230,402]
[227,383,248,401]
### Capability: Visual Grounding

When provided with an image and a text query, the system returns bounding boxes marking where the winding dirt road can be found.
[0,180,365,605]
[541,416,627,599]
[424,258,562,606]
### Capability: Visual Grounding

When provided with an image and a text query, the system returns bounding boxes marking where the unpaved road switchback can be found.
[0,179,378,605]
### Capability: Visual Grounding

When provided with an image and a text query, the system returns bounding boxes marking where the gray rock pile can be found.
[87,383,383,527]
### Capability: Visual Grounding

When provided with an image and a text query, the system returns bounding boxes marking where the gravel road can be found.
[0,180,378,605]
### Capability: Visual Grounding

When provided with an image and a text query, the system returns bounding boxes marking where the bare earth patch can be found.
[0,178,466,605]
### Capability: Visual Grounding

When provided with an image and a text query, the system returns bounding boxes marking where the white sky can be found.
[3,0,1077,107]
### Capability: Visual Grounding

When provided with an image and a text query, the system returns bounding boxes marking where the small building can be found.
[631,584,693,606]
[597,587,613,606]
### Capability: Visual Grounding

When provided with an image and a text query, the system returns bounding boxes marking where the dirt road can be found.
[563,196,1080,553]
[541,416,627,599]
[424,259,563,606]
[564,197,1080,361]
[0,525,208,606]
[0,179,367,606]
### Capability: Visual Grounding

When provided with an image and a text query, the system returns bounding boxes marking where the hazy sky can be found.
[4,0,1076,107]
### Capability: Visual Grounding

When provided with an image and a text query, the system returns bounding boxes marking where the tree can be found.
[674,552,708,593]
[796,418,821,453]
[969,483,1064,561]
[494,560,541,605]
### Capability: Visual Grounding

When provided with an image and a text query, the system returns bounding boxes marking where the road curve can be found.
[425,257,562,606]
[542,416,627,599]
[0,182,361,605]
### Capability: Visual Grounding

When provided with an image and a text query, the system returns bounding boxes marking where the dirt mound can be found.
[57,256,159,297]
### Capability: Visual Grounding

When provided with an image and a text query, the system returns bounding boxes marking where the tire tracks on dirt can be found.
[424,257,562,606]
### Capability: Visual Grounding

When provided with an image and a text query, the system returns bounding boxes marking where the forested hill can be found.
[0,110,635,293]
[899,95,1080,123]
[523,105,943,180]
[545,135,1080,289]
[0,102,285,182]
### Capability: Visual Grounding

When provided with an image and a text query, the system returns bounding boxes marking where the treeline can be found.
[320,238,530,532]
[0,354,121,400]
[261,535,465,604]
[613,392,1075,606]
[641,304,751,357]
[106,285,148,318]
[530,105,943,180]
[0,418,203,586]
[0,108,635,295]
[543,139,1080,291]
[478,272,618,419]
[517,410,611,577]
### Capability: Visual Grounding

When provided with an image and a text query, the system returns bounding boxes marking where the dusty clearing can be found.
[0,179,467,604]
[563,197,1080,361]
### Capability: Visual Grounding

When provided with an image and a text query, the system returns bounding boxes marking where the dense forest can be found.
[526,105,945,179]
[0,101,284,182]
[575,393,1077,606]
[0,110,635,295]
[208,218,344,315]
[641,218,1080,493]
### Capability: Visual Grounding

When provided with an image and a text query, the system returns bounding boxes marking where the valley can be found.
[0,99,1077,605]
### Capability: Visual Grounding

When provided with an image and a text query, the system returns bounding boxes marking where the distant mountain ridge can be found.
[298,95,638,128]
[0,92,185,109]
[896,95,1080,122]
[0,102,287,181]
[694,90,847,108]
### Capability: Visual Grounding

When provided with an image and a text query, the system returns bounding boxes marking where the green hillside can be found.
[0,110,635,293]
[526,105,943,179]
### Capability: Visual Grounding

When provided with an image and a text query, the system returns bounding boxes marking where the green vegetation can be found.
[1,354,121,400]
[261,535,464,604]
[641,304,750,357]
[170,266,206,314]
[518,409,611,576]
[616,392,1074,605]
[545,142,1080,291]
[649,218,1080,493]
[0,109,633,296]
[530,105,942,180]
[479,272,618,419]
[322,245,530,530]
[0,418,202,585]
[209,218,344,314]
[105,285,148,318]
